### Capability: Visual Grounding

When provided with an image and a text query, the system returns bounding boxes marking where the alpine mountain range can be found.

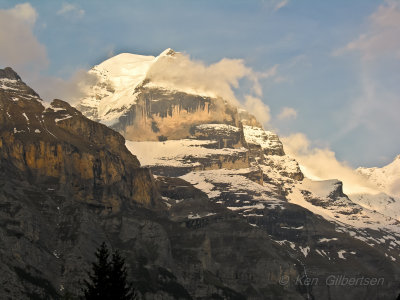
[0,49,399,299]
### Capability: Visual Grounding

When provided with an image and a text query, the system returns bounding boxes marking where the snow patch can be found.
[300,246,310,257]
[337,250,346,259]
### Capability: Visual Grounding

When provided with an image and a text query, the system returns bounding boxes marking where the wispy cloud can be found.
[334,1,400,60]
[57,3,85,19]
[277,107,297,120]
[243,95,271,125]
[261,0,289,13]
[147,51,262,104]
[274,0,288,11]
[30,70,98,103]
[331,0,400,161]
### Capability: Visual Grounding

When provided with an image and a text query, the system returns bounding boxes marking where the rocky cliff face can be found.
[0,68,158,210]
[113,87,241,141]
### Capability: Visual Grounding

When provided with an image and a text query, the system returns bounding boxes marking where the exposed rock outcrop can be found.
[0,69,158,210]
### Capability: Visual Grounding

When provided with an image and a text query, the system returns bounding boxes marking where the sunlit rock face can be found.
[0,68,158,210]
[113,87,241,141]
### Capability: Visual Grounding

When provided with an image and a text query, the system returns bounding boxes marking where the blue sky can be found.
[1,0,399,168]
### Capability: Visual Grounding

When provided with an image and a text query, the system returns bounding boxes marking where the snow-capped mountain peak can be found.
[76,48,194,126]
[159,47,177,57]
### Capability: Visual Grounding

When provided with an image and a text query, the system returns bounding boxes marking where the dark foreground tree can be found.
[83,242,136,299]
[109,250,135,299]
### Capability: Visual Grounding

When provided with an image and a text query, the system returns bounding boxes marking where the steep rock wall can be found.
[0,74,158,210]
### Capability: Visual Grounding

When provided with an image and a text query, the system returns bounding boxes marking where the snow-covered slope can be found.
[243,125,284,156]
[349,192,400,221]
[126,139,248,169]
[342,156,400,222]
[78,52,156,125]
[357,155,400,197]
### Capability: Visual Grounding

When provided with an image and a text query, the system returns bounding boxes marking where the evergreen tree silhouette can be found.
[109,250,135,299]
[83,242,136,300]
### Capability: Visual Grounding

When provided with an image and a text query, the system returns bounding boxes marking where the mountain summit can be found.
[77,48,260,141]
[0,67,22,81]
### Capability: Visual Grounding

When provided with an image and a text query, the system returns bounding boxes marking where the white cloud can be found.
[281,133,379,194]
[7,3,37,24]
[243,95,271,126]
[0,3,48,73]
[57,3,85,19]
[146,51,263,106]
[274,0,289,11]
[260,64,278,78]
[277,106,297,120]
[335,1,400,60]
